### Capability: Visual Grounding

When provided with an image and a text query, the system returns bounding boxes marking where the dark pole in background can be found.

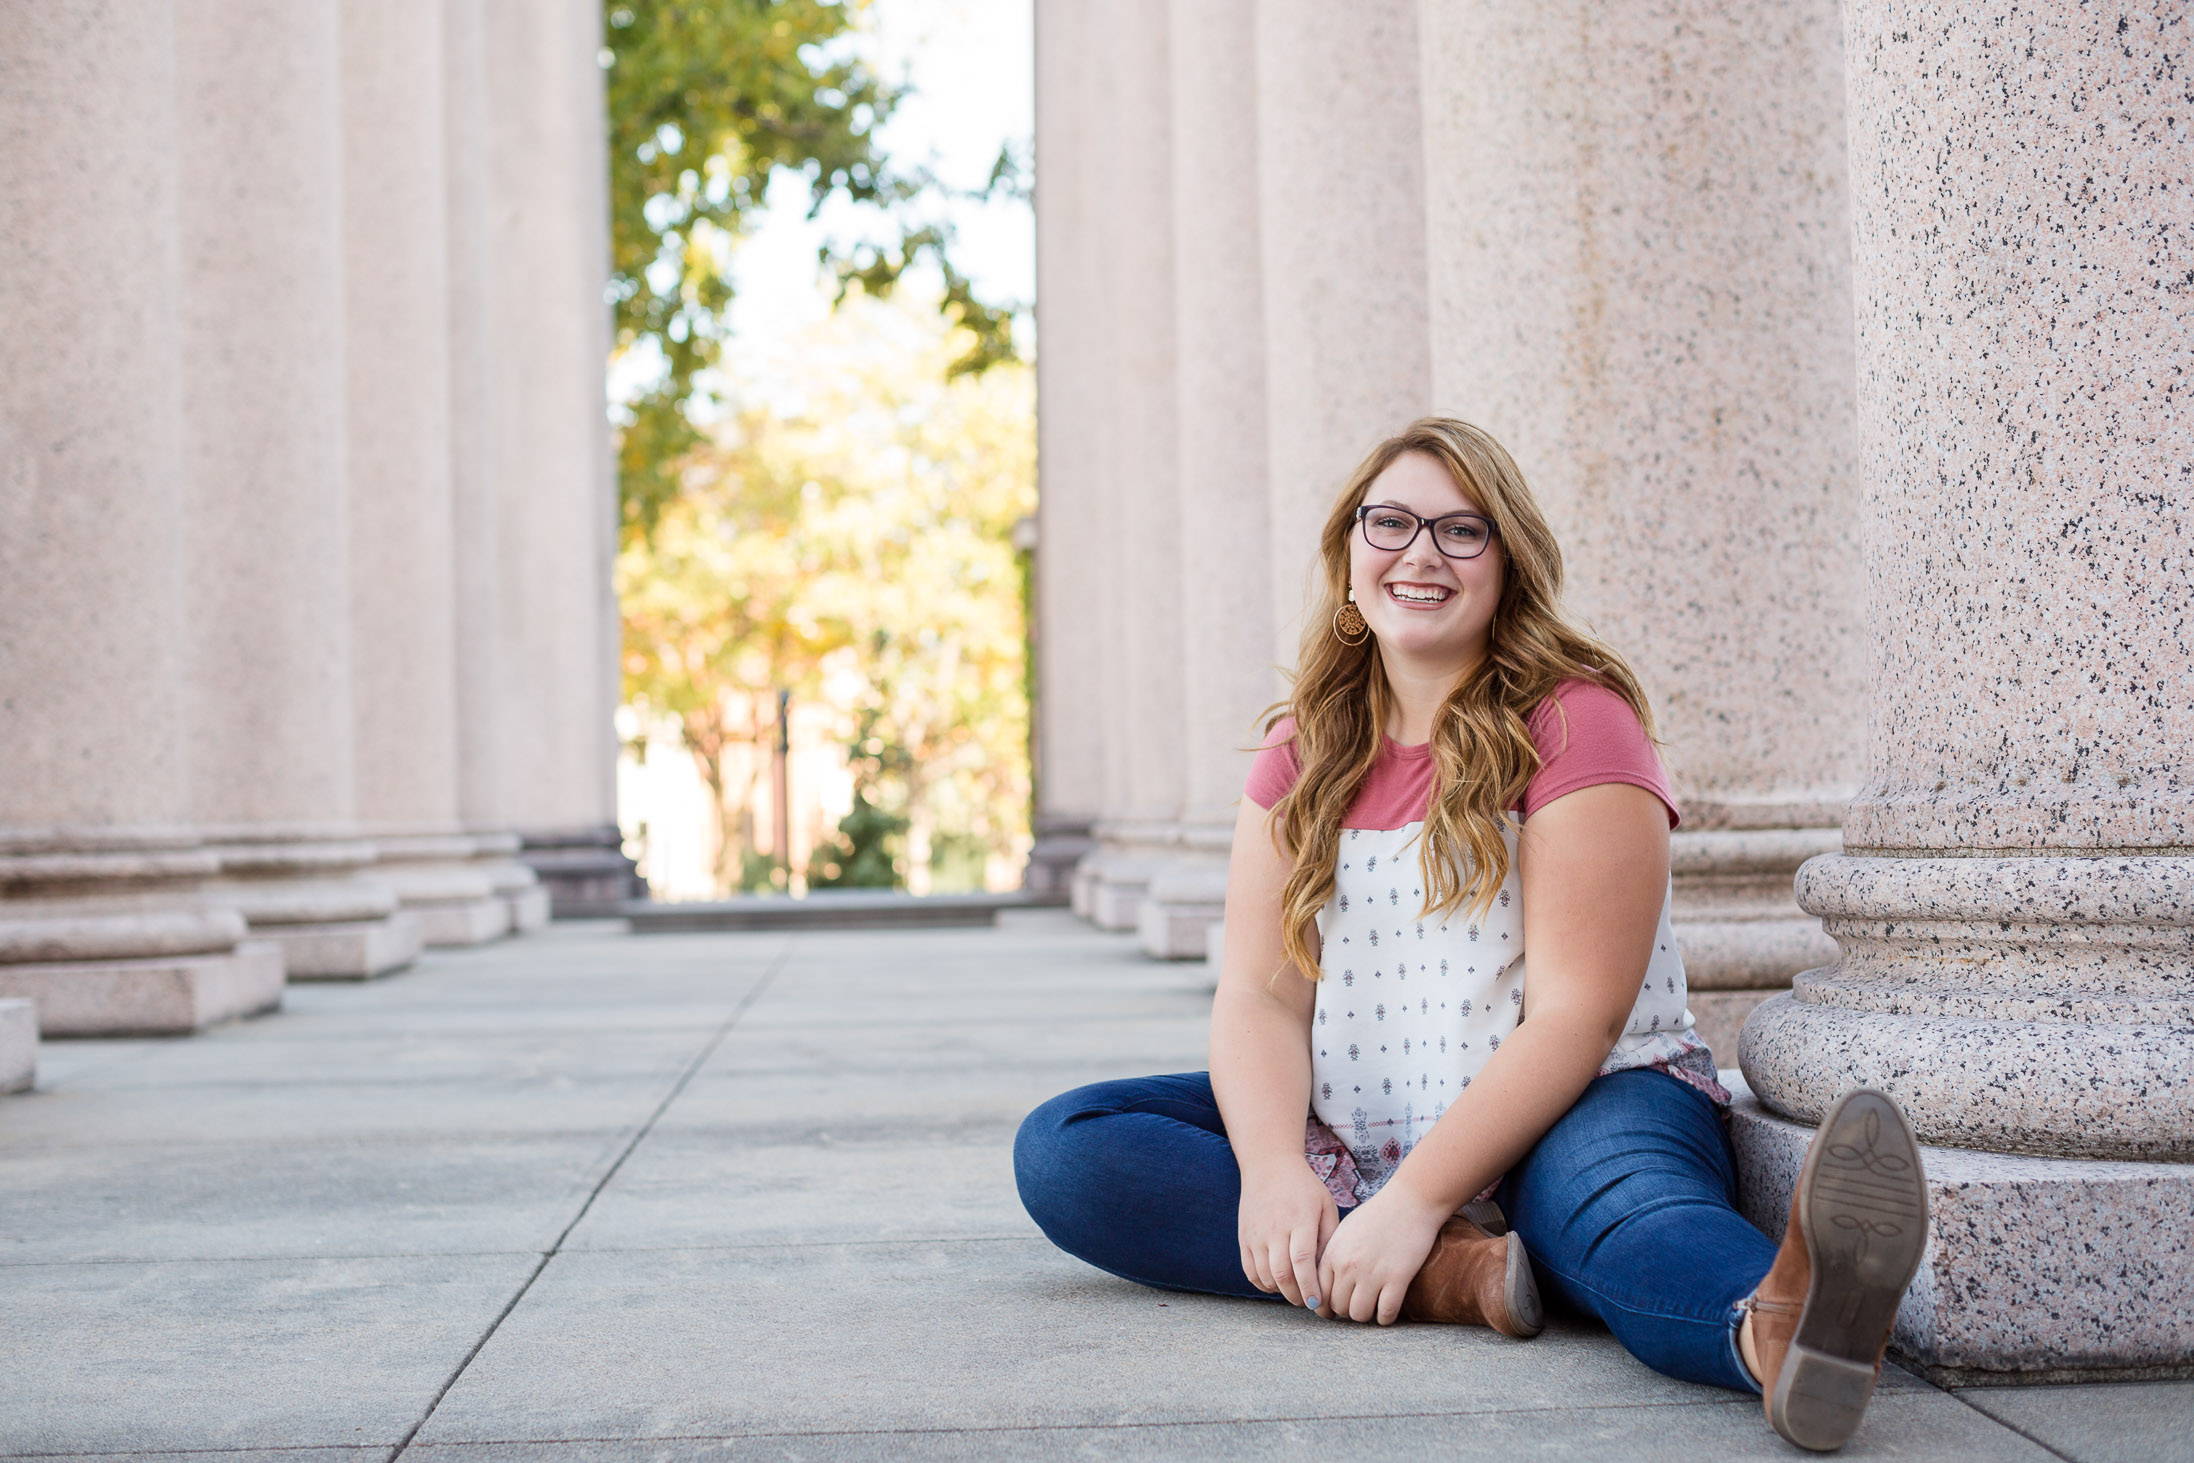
[773,687,792,888]
[1012,513,1039,839]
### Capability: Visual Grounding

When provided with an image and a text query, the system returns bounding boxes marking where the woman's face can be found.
[1347,450,1506,673]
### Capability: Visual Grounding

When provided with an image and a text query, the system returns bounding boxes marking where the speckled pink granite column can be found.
[1027,0,1108,896]
[1255,0,1430,660]
[175,0,356,838]
[1059,0,1191,933]
[1137,0,1274,958]
[173,0,430,979]
[1740,4,2194,1166]
[0,0,194,841]
[0,0,283,1031]
[446,0,512,847]
[481,0,631,917]
[343,0,460,845]
[1416,0,1864,1048]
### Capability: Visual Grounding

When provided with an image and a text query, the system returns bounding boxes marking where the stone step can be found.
[626,889,1065,933]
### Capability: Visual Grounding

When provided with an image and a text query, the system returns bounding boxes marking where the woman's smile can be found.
[1384,580,1455,608]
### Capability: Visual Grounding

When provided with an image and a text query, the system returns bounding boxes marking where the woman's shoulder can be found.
[1244,717,1301,810]
[1521,679,1679,826]
[1525,678,1644,748]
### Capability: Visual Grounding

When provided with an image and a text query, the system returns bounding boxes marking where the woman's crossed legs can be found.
[1014,1066,1774,1391]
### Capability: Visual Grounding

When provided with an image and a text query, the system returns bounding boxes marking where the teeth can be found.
[1389,585,1450,603]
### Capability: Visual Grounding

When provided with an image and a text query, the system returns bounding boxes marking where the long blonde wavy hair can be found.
[1269,418,1658,982]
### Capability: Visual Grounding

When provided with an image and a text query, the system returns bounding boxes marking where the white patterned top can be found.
[1248,681,1727,1202]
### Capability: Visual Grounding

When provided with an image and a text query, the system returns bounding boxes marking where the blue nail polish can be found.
[1305,1295,1319,1308]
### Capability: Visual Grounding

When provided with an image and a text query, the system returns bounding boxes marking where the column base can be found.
[407,893,512,947]
[367,834,513,948]
[204,843,423,981]
[1087,853,1168,932]
[0,998,35,1093]
[1137,851,1229,960]
[0,940,285,1037]
[0,837,285,1036]
[270,911,424,981]
[1674,917,1840,990]
[1076,827,1179,933]
[1745,853,2194,1159]
[1685,990,1779,1066]
[517,825,645,917]
[1022,817,1095,902]
[1728,1088,2194,1379]
[506,883,552,932]
[467,833,553,932]
[1670,829,1842,991]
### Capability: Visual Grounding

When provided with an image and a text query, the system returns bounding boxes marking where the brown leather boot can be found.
[1400,1213,1544,1337]
[1747,1088,1929,1452]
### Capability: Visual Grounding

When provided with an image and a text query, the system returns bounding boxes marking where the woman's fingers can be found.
[1289,1227,1322,1312]
[1242,1242,1275,1293]
[1375,1278,1406,1326]
[1323,1273,1345,1321]
[1345,1279,1379,1324]
[1313,1205,1340,1316]
[1267,1239,1305,1307]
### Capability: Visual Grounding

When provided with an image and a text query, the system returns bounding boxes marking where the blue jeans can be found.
[1014,1067,1774,1391]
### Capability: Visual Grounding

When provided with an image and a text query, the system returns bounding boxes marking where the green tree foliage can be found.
[604,0,1021,541]
[807,716,911,887]
[619,294,1035,894]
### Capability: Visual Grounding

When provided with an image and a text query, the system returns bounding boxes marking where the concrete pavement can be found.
[1,913,2180,1459]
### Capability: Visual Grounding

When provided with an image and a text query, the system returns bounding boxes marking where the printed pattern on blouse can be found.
[1306,819,1725,1202]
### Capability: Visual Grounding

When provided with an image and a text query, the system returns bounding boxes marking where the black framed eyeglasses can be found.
[1355,504,1498,560]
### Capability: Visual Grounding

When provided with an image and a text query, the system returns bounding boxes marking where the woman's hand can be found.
[1315,1180,1450,1324]
[1212,795,1331,1310]
[1237,1157,1339,1309]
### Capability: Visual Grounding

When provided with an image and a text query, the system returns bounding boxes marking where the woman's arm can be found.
[1208,795,1332,1311]
[1316,781,1672,1324]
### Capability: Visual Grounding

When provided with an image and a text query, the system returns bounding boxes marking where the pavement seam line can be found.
[382,937,797,1462]
[1942,1390,2080,1462]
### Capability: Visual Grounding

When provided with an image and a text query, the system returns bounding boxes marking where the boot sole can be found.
[1497,1231,1545,1339]
[1767,1089,1929,1452]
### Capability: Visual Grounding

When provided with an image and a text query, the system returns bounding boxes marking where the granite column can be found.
[1024,0,1108,897]
[1136,0,1276,959]
[1256,1,1433,667]
[481,0,635,916]
[1736,2,2194,1376]
[0,0,283,1034]
[173,0,423,979]
[412,0,529,944]
[1075,0,1187,933]
[340,0,542,946]
[1415,0,1865,1055]
[1159,0,1434,960]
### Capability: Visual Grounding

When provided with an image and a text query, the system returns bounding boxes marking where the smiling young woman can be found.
[1014,419,1930,1453]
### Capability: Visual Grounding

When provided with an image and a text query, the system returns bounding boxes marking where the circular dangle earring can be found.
[1333,589,1370,646]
